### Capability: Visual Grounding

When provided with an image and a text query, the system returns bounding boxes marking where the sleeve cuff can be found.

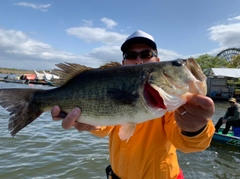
[181,125,207,137]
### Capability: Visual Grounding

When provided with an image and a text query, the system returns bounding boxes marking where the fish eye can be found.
[172,59,184,66]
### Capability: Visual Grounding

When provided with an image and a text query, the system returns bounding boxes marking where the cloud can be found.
[0,26,126,70]
[228,16,240,22]
[13,2,51,12]
[0,28,86,69]
[101,17,118,29]
[208,15,240,48]
[0,28,75,60]
[66,26,127,45]
[88,45,122,64]
[82,19,93,27]
[157,48,183,61]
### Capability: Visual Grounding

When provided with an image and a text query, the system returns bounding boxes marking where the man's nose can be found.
[134,57,143,64]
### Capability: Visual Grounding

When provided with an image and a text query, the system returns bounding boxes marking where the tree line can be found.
[194,54,240,74]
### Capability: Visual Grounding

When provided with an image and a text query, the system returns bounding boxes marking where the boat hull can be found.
[212,128,240,149]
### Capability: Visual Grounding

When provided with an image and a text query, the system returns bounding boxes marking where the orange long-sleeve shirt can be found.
[91,111,215,179]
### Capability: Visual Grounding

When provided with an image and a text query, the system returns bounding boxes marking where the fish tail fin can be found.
[0,88,44,136]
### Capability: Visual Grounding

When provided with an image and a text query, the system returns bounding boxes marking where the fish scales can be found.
[0,59,207,140]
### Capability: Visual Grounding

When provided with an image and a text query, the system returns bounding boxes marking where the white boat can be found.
[34,70,59,81]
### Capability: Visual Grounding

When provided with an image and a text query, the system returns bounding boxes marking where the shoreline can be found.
[0,68,35,75]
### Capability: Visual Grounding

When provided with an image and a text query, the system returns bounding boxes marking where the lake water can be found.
[0,82,239,179]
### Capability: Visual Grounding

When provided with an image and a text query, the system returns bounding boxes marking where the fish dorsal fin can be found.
[52,63,93,86]
[99,62,122,69]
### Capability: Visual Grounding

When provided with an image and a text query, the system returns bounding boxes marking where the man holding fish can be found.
[51,30,215,179]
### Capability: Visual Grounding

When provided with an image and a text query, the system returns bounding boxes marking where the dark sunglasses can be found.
[123,50,157,60]
[229,102,235,103]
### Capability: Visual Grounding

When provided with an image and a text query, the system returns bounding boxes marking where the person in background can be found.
[215,97,240,134]
[51,30,215,179]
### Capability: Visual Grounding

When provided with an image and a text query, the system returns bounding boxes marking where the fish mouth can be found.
[142,72,184,110]
[143,80,186,111]
[142,68,189,111]
[143,80,167,109]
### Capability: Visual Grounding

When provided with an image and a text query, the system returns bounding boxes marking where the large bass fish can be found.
[0,58,206,140]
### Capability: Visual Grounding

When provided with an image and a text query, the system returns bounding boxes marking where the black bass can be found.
[0,58,206,140]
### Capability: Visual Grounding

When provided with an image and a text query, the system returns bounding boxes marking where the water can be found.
[0,82,239,179]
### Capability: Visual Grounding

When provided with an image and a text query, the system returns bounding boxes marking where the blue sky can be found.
[0,0,240,70]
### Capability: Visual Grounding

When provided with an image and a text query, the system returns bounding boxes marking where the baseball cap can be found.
[121,30,157,54]
[229,98,237,103]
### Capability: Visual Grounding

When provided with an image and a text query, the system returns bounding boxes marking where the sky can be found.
[0,0,240,70]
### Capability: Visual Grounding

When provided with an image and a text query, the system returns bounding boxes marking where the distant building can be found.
[206,68,240,100]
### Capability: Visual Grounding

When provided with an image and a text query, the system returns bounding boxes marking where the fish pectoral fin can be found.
[118,123,136,141]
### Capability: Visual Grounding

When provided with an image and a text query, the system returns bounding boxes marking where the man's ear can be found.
[122,59,125,65]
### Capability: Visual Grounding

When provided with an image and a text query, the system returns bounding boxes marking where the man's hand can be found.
[175,94,215,132]
[51,106,99,131]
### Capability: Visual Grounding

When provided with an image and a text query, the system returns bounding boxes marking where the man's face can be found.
[229,101,236,107]
[122,43,160,66]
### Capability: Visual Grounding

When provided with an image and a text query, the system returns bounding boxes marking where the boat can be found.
[34,70,59,81]
[43,70,59,80]
[211,128,240,149]
[1,73,54,86]
[29,80,54,86]
[4,79,27,84]
[3,74,28,84]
